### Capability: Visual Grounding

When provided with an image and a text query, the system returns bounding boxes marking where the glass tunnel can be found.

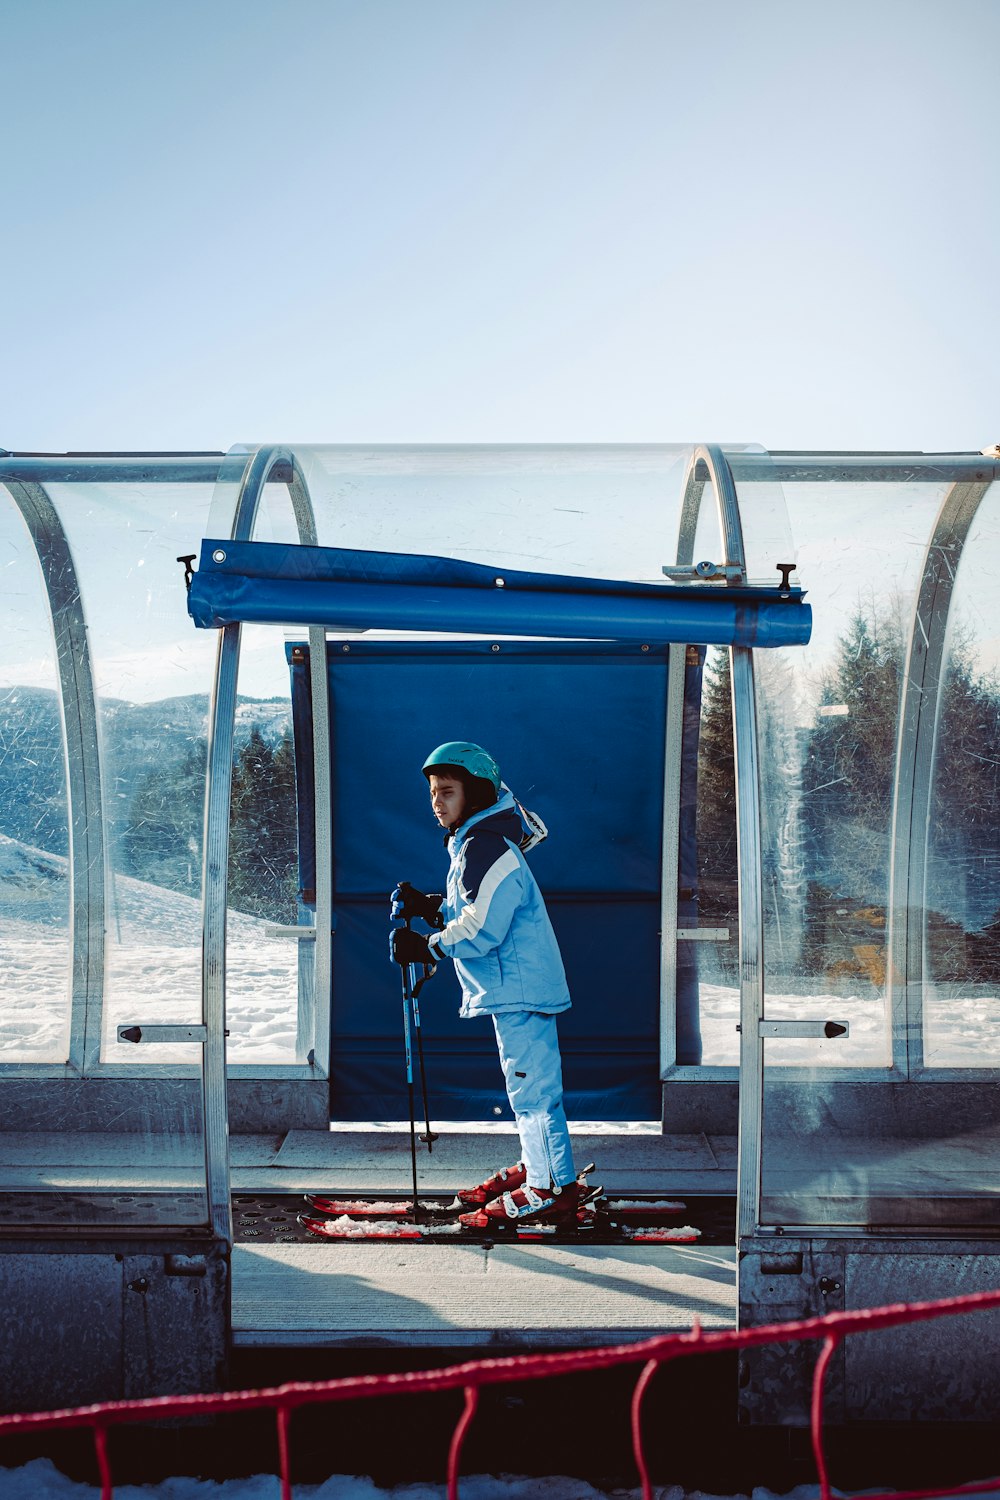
[1,442,999,1250]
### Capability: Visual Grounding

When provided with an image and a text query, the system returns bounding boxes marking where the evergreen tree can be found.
[695,648,737,931]
[932,636,1000,844]
[756,650,807,970]
[799,599,1000,981]
[798,604,906,980]
[679,610,1000,989]
[694,649,806,974]
[228,726,299,920]
[924,635,1000,977]
[968,907,1000,983]
[803,606,902,839]
[122,740,206,891]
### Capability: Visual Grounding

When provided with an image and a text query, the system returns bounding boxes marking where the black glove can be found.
[390,882,444,927]
[390,926,436,968]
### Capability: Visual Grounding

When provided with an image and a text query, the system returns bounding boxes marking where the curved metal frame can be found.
[8,444,992,1249]
[201,446,323,1239]
[674,445,763,1241]
[0,450,325,1243]
[1,480,106,1073]
[887,479,994,1075]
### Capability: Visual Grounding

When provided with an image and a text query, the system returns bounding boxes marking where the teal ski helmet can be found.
[422,742,501,818]
[422,741,501,792]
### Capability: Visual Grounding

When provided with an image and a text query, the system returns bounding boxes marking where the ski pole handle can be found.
[403,914,437,995]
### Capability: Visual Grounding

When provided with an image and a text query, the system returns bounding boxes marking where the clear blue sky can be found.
[3,0,998,454]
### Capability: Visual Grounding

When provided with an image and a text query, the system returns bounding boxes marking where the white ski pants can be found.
[492,1011,575,1190]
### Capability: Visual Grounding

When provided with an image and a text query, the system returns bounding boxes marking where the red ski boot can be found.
[452,1161,527,1209]
[459,1178,583,1230]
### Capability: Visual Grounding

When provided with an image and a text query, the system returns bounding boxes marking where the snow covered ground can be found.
[0,834,300,1064]
[0,1464,902,1500]
[4,831,1000,1069]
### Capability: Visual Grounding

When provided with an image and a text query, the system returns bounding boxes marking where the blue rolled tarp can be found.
[187,538,811,648]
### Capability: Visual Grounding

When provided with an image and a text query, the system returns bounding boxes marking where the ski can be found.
[304,1192,687,1221]
[232,1191,731,1245]
[297,1191,701,1244]
[303,1159,686,1226]
[304,1194,461,1219]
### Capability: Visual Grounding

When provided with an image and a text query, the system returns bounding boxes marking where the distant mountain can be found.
[0,831,67,929]
[0,686,292,858]
[0,830,263,939]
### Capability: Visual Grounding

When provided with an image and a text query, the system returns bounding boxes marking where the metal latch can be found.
[117,1024,211,1044]
[662,560,799,591]
[757,1020,849,1040]
[662,560,745,583]
[263,923,317,941]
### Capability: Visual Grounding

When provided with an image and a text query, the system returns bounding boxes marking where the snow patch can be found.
[0,1459,862,1498]
[0,834,299,1064]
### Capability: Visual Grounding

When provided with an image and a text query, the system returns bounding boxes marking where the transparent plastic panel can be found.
[0,491,72,1063]
[924,481,1000,1068]
[223,480,312,1065]
[274,445,698,586]
[225,643,302,1065]
[47,485,217,1069]
[721,444,797,588]
[43,481,217,1228]
[692,646,739,1064]
[755,481,955,1228]
[758,639,895,1071]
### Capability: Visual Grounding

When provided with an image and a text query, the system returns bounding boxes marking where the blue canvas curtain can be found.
[187,538,811,647]
[288,639,688,1119]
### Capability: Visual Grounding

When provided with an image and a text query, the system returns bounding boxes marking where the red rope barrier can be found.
[276,1404,293,1500]
[810,1333,840,1500]
[93,1424,112,1500]
[447,1385,479,1500]
[629,1356,662,1500]
[3,1283,1000,1499]
[8,1278,1000,1442]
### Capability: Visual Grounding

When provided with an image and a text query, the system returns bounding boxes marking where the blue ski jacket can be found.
[426,791,571,1020]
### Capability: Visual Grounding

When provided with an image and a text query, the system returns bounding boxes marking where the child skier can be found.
[389,741,583,1228]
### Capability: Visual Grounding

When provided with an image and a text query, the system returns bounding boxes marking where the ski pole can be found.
[408,962,438,1151]
[400,960,420,1221]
